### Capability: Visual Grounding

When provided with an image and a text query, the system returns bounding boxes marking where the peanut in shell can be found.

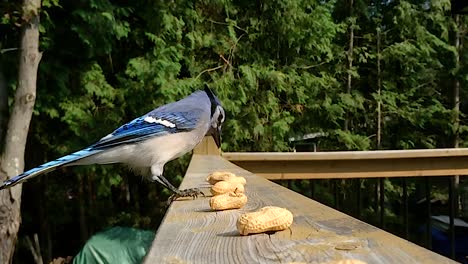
[210,181,245,196]
[237,206,293,235]
[209,192,248,210]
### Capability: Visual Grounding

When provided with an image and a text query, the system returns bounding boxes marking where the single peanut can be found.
[225,176,246,185]
[226,176,247,185]
[210,181,245,196]
[237,206,293,235]
[210,192,248,210]
[206,171,246,186]
[206,171,237,185]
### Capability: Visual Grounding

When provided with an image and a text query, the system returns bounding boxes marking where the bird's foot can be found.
[168,188,205,204]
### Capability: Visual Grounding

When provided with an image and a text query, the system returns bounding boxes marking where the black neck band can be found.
[204,85,218,118]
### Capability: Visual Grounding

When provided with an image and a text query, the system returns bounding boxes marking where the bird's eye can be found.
[216,107,225,124]
[217,113,224,124]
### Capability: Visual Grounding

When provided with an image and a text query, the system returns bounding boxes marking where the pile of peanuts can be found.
[206,171,293,235]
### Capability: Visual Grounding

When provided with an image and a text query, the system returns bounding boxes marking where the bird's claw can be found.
[168,188,205,204]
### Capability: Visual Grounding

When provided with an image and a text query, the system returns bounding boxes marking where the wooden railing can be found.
[144,138,458,263]
[222,149,468,179]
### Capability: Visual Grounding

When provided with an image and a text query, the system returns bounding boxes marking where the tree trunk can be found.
[344,0,354,131]
[0,0,42,262]
[453,15,460,150]
[78,174,88,244]
[38,176,52,263]
[376,27,382,149]
[0,64,7,149]
[453,15,461,213]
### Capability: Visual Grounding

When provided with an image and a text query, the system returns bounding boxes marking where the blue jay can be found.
[0,86,225,201]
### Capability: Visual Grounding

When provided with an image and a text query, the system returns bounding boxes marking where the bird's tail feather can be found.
[0,147,98,190]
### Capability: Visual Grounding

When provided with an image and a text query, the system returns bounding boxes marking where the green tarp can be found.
[73,226,155,264]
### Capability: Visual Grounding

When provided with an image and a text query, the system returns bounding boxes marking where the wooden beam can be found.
[144,155,455,263]
[223,149,468,179]
[223,148,468,160]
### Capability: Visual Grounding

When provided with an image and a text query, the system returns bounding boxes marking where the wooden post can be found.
[193,136,220,155]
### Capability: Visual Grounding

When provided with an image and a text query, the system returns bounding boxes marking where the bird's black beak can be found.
[211,127,221,148]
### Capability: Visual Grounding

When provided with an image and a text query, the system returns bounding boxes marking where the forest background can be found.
[0,0,467,263]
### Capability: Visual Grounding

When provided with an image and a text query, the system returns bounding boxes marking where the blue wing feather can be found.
[91,110,203,150]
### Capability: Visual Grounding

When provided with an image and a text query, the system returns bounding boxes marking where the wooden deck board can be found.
[144,154,456,264]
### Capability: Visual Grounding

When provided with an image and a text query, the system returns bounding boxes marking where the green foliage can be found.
[2,0,468,262]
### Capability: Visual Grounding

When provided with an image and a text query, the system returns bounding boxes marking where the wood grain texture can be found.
[223,150,468,179]
[144,155,456,264]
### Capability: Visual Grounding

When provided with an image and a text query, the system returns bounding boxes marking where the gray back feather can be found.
[154,91,210,113]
